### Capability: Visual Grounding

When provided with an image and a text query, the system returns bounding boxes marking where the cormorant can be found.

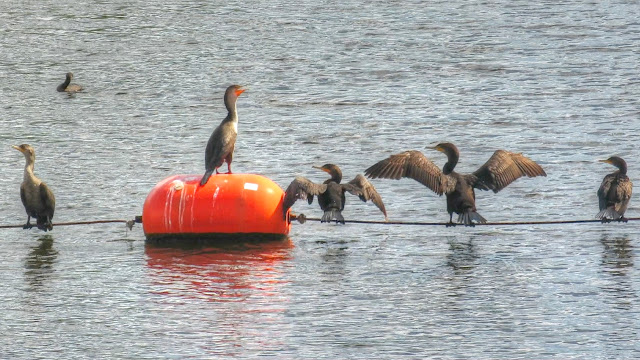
[596,156,632,222]
[365,142,546,226]
[283,164,387,223]
[56,72,83,93]
[200,84,245,186]
[13,144,56,231]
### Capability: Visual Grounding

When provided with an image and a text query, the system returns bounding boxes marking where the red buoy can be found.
[142,174,291,243]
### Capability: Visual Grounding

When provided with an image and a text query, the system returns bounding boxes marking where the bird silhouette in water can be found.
[13,144,56,231]
[283,164,387,223]
[200,84,245,186]
[365,142,546,226]
[56,72,83,93]
[596,156,632,222]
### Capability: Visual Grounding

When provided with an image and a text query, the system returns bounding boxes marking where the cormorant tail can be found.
[321,209,345,224]
[596,207,622,220]
[200,170,214,186]
[458,211,487,226]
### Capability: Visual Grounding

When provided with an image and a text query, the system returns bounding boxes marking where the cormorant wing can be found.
[20,185,27,210]
[597,175,613,211]
[283,176,327,217]
[204,124,237,171]
[364,150,450,195]
[39,182,55,218]
[344,174,388,220]
[472,150,546,193]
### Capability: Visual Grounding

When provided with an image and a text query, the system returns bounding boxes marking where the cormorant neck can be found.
[23,160,36,182]
[330,170,342,184]
[224,97,238,122]
[57,76,70,91]
[442,154,458,175]
[617,162,627,175]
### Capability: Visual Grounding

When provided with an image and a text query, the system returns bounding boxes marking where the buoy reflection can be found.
[145,238,293,302]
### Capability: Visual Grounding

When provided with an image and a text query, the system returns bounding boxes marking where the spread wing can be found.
[282,176,327,217]
[344,174,388,220]
[364,150,451,195]
[472,150,546,193]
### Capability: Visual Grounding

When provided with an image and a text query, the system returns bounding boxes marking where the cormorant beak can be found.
[235,88,246,96]
[12,145,24,153]
[599,159,612,164]
[312,165,329,173]
[427,145,442,152]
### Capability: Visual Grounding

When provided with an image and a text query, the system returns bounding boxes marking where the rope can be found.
[291,214,639,226]
[0,216,142,230]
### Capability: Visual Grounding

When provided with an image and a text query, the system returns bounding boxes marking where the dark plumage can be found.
[13,144,56,231]
[596,156,632,222]
[200,85,245,186]
[365,142,546,226]
[56,72,83,93]
[283,164,387,223]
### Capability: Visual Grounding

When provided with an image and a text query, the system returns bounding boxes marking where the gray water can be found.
[1,0,640,358]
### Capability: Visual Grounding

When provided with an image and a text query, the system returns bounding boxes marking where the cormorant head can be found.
[313,164,342,183]
[600,156,627,174]
[223,85,245,110]
[429,142,459,174]
[12,144,36,163]
[66,72,74,80]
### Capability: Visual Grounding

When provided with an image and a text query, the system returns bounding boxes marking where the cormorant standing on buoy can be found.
[283,164,387,223]
[365,142,546,226]
[596,156,632,222]
[56,72,83,93]
[200,84,245,186]
[13,144,56,231]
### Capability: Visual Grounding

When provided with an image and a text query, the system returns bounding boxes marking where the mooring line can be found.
[0,217,142,230]
[291,214,640,226]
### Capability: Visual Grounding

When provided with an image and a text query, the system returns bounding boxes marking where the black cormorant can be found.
[56,72,83,93]
[283,164,387,223]
[596,156,632,222]
[365,142,546,226]
[13,144,56,231]
[200,84,245,186]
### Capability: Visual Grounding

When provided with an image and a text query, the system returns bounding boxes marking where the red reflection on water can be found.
[145,239,294,302]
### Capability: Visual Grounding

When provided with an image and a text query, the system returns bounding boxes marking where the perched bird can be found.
[365,142,546,226]
[200,84,245,186]
[283,164,387,223]
[56,72,83,93]
[13,144,56,231]
[596,156,632,222]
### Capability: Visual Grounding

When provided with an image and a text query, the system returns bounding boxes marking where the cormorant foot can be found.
[23,223,33,230]
[619,217,628,223]
[445,222,456,228]
[600,218,611,224]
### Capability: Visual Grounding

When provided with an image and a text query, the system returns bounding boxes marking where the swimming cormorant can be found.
[283,164,387,223]
[200,84,245,186]
[13,144,56,231]
[596,156,632,222]
[56,72,83,93]
[365,142,546,226]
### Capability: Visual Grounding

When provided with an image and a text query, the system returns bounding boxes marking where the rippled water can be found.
[1,0,639,358]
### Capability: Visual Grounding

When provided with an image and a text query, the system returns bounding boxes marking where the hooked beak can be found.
[12,145,24,153]
[599,159,612,164]
[235,88,246,96]
[312,165,328,173]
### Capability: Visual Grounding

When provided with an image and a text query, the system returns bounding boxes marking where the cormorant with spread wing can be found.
[283,164,388,223]
[364,142,546,226]
[596,156,632,222]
